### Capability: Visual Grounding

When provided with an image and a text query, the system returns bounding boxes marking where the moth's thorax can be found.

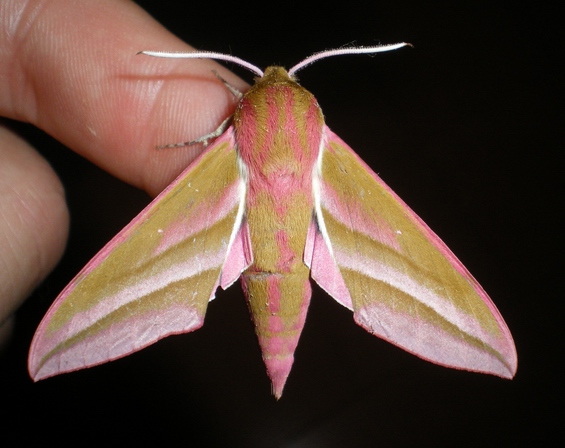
[234,66,325,187]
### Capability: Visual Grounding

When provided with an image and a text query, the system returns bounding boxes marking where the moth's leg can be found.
[156,71,241,149]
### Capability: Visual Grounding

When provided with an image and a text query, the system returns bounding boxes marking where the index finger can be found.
[0,0,248,196]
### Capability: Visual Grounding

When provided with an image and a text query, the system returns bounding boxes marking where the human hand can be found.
[0,0,247,344]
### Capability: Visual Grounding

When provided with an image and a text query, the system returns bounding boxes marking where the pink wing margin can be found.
[308,126,517,379]
[29,128,251,381]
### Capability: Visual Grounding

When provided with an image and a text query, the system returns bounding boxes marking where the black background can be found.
[3,1,561,446]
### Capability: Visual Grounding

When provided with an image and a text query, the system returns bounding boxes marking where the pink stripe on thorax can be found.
[275,230,295,272]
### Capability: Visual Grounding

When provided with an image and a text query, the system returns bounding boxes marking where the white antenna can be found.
[138,50,264,77]
[288,43,411,76]
[139,43,411,78]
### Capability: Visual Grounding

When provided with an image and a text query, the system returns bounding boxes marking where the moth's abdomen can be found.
[241,266,311,398]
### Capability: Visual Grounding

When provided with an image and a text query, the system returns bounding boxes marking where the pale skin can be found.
[0,0,247,345]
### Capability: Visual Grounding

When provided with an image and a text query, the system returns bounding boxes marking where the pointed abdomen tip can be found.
[265,356,294,399]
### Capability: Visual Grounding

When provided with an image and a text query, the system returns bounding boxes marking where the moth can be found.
[29,44,517,398]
